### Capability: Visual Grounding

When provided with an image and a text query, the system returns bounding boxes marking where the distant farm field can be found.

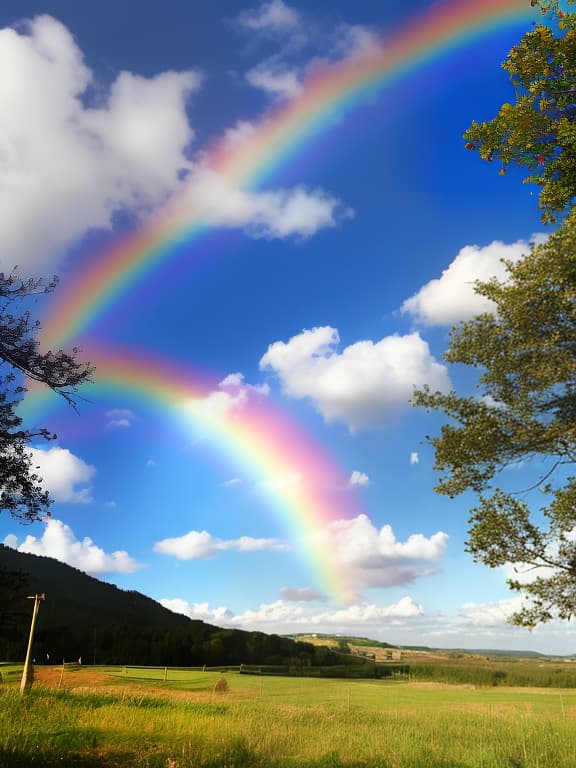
[2,665,576,766]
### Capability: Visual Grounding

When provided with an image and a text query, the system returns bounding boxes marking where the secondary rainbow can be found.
[22,345,363,603]
[41,0,535,348]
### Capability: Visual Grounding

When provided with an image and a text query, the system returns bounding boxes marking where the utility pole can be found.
[20,593,45,694]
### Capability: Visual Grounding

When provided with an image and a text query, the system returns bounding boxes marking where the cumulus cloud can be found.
[106,409,137,429]
[28,445,95,504]
[280,586,325,602]
[459,597,524,627]
[236,0,300,33]
[160,598,235,625]
[349,470,370,488]
[154,529,290,560]
[7,518,143,573]
[260,326,450,432]
[182,166,352,239]
[401,238,539,326]
[0,15,200,273]
[161,595,422,632]
[316,514,448,591]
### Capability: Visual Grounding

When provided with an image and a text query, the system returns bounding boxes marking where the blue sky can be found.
[2,0,573,654]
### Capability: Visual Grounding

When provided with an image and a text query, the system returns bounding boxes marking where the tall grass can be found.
[410,658,576,688]
[2,672,576,766]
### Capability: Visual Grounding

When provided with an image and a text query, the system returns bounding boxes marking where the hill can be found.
[0,545,341,668]
[287,633,550,661]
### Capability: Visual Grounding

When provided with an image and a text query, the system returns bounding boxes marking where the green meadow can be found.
[2,665,576,767]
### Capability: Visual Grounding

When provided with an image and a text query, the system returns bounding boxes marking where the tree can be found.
[413,212,576,627]
[463,0,576,222]
[0,270,93,522]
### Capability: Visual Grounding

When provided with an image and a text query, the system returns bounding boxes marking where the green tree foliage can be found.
[0,271,93,522]
[463,0,576,222]
[413,212,576,627]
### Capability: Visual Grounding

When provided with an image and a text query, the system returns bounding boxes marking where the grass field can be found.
[2,665,576,766]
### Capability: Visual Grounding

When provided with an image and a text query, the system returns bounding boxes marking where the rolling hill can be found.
[0,545,340,668]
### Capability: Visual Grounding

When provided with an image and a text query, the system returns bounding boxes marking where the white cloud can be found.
[280,586,325,602]
[312,596,424,624]
[106,409,137,429]
[349,470,370,488]
[330,24,381,60]
[237,0,300,32]
[182,166,352,240]
[410,452,419,465]
[0,15,200,273]
[160,598,234,625]
[8,518,143,573]
[459,598,524,627]
[28,445,95,504]
[223,120,258,149]
[223,478,243,487]
[161,595,423,632]
[260,326,450,432]
[401,238,538,326]
[154,529,290,560]
[181,372,271,437]
[219,371,270,396]
[235,2,379,102]
[3,533,18,548]
[182,375,250,429]
[246,63,302,100]
[160,593,576,654]
[316,514,448,590]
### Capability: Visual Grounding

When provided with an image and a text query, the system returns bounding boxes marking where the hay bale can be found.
[213,677,229,694]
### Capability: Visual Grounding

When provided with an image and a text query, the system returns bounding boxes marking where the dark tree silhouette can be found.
[0,270,93,522]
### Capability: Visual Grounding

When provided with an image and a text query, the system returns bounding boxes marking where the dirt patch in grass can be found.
[27,667,221,706]
[32,666,112,689]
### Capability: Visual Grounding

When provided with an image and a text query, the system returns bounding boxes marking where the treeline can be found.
[0,548,352,668]
[3,621,348,668]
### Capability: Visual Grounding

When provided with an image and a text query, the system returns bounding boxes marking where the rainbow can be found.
[41,0,535,348]
[22,345,363,603]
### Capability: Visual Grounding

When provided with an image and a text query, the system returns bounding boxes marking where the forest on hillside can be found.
[0,546,357,668]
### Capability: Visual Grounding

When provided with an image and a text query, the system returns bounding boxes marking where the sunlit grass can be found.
[2,668,576,766]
